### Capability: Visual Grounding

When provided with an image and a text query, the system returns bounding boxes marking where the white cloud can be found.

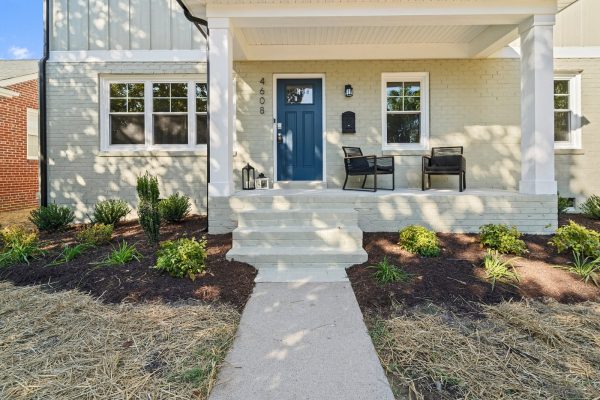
[8,46,32,59]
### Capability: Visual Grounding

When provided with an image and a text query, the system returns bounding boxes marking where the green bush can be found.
[76,223,113,246]
[29,204,74,232]
[479,224,528,255]
[398,225,440,257]
[549,221,600,258]
[48,243,92,267]
[93,199,130,226]
[481,250,520,289]
[159,193,191,223]
[155,237,207,280]
[580,195,600,220]
[563,251,600,286]
[558,195,571,215]
[369,257,411,285]
[0,226,44,267]
[137,172,161,244]
[96,241,142,266]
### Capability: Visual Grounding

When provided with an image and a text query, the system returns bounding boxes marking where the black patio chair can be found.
[422,146,466,192]
[342,146,395,192]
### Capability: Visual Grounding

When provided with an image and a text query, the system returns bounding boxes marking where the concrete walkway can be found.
[209,282,394,400]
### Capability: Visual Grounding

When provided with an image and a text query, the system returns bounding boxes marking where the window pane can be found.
[196,83,207,98]
[153,98,170,112]
[286,85,313,104]
[387,113,421,144]
[554,111,571,142]
[110,99,127,112]
[387,97,403,111]
[171,98,188,112]
[196,114,207,145]
[404,82,421,96]
[128,98,145,112]
[386,83,403,97]
[128,83,144,97]
[171,83,188,97]
[153,83,169,97]
[110,83,127,97]
[554,96,569,110]
[110,115,145,145]
[153,115,188,144]
[554,80,569,95]
[196,98,207,112]
[404,97,421,111]
[27,134,38,158]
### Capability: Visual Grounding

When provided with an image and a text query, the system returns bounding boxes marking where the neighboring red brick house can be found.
[0,60,40,212]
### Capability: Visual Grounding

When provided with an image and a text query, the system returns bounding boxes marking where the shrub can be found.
[558,195,571,215]
[159,193,191,223]
[93,199,130,226]
[96,241,142,266]
[398,225,440,257]
[48,243,92,267]
[549,221,600,258]
[76,223,113,246]
[137,172,161,244]
[481,250,520,289]
[563,251,600,286]
[155,237,207,280]
[29,204,74,232]
[369,257,411,285]
[580,195,600,220]
[0,226,44,267]
[479,224,528,255]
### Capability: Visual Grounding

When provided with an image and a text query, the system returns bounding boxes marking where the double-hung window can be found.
[101,77,208,152]
[381,72,429,150]
[554,73,581,150]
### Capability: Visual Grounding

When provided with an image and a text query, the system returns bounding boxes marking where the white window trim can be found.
[100,75,208,152]
[381,72,430,151]
[554,72,582,150]
[26,108,39,160]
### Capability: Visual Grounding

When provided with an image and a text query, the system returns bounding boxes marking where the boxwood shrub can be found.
[154,237,207,280]
[398,225,440,257]
[479,224,528,255]
[549,220,600,258]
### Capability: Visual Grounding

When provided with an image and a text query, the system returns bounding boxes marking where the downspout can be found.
[39,0,50,207]
[175,0,211,218]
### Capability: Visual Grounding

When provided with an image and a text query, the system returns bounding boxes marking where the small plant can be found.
[549,220,600,258]
[76,223,113,246]
[479,224,528,255]
[96,241,142,266]
[154,237,207,280]
[398,225,440,257]
[93,199,130,226]
[48,243,92,266]
[580,195,600,220]
[137,172,161,244]
[563,251,600,286]
[29,204,74,232]
[159,193,191,223]
[369,257,411,285]
[0,226,44,267]
[481,250,520,289]
[558,195,571,215]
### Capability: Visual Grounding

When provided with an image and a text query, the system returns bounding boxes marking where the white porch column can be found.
[519,15,557,195]
[208,17,234,197]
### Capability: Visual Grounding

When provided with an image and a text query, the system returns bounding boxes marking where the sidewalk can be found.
[208,282,394,400]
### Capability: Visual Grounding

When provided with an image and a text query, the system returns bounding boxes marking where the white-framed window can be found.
[26,108,39,160]
[100,76,207,152]
[554,73,582,150]
[381,72,429,150]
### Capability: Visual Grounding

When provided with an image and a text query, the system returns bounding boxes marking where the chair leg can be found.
[373,172,378,192]
[463,172,466,190]
[361,175,367,189]
[428,175,431,189]
[422,173,425,191]
[343,174,349,190]
[459,173,463,192]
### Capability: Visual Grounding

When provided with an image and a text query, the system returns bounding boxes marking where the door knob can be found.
[277,133,283,144]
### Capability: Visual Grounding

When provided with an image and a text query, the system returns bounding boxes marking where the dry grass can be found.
[370,300,600,400]
[0,282,239,399]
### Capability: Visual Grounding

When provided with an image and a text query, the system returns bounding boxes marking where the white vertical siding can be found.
[50,0,206,51]
[555,0,600,47]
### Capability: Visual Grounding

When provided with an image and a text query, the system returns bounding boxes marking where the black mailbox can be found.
[342,111,355,134]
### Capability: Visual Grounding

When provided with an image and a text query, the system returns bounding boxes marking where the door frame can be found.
[272,73,326,183]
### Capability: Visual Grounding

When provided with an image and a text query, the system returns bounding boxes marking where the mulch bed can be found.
[0,216,256,310]
[348,215,600,315]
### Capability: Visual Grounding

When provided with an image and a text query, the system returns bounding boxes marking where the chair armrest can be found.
[422,155,431,170]
[375,155,394,168]
[344,155,377,173]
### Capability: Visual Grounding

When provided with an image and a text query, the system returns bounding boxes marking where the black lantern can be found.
[344,84,353,97]
[242,163,256,190]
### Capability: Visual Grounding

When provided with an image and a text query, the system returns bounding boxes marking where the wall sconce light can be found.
[345,84,353,97]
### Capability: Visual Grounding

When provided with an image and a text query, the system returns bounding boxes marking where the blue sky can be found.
[0,0,43,60]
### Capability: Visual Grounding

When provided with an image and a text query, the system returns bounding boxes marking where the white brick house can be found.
[44,0,599,246]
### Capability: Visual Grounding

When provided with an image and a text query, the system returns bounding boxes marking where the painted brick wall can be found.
[46,61,207,220]
[0,79,39,212]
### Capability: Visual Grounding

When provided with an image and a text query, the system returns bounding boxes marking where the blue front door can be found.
[276,78,323,181]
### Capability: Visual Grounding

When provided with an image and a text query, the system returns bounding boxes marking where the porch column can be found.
[519,15,557,195]
[208,17,234,197]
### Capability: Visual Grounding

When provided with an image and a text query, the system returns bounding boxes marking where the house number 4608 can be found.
[259,77,266,115]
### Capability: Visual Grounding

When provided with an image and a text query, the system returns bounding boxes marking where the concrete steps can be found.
[226,208,368,282]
